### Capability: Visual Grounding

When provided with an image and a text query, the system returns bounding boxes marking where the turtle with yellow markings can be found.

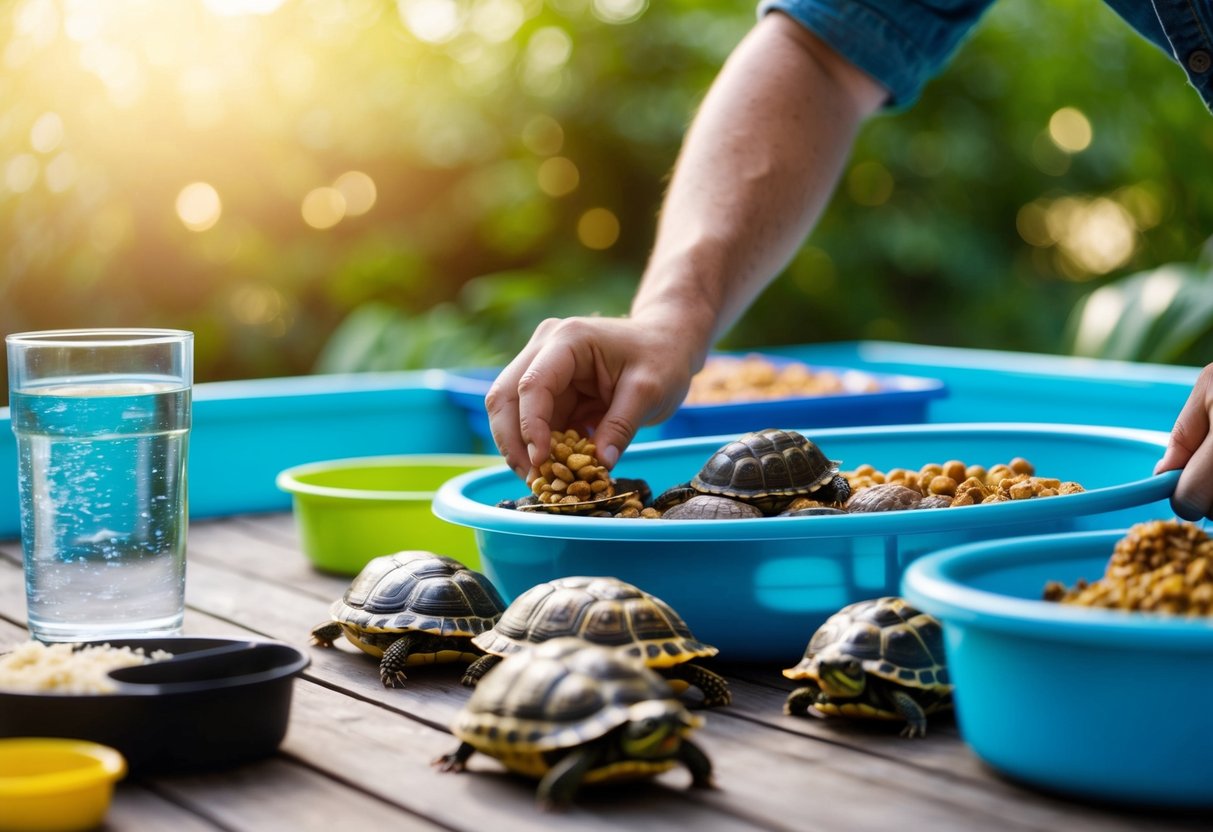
[783,596,953,737]
[310,551,507,688]
[460,575,731,707]
[434,638,713,809]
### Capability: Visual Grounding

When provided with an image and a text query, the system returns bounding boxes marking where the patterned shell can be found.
[785,597,952,692]
[331,551,506,637]
[471,576,717,669]
[691,429,839,502]
[452,638,698,754]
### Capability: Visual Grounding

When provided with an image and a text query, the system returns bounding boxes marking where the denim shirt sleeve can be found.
[756,1,998,108]
[760,0,1213,115]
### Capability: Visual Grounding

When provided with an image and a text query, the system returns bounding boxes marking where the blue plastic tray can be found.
[433,423,1179,661]
[903,529,1212,808]
[439,357,948,443]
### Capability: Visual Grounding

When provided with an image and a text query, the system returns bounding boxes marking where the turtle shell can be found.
[331,551,506,637]
[690,429,840,514]
[660,494,763,520]
[783,597,951,693]
[452,638,698,768]
[471,576,717,669]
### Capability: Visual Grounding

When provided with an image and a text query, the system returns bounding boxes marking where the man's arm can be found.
[488,12,888,474]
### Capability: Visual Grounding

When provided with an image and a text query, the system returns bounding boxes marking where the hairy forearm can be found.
[631,12,886,360]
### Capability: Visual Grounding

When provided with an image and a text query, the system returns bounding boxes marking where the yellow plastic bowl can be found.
[276,454,502,575]
[0,738,126,832]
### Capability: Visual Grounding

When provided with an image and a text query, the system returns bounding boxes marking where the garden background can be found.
[2,0,1212,406]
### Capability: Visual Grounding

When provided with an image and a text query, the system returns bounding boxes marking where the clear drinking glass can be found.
[5,329,193,642]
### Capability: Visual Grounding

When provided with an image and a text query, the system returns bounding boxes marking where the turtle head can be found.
[813,645,867,699]
[620,700,700,759]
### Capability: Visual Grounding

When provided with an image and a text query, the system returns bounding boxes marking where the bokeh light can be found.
[577,207,620,250]
[301,186,347,230]
[847,160,894,207]
[593,0,647,25]
[29,112,63,153]
[334,171,377,217]
[1048,107,1093,153]
[536,156,578,196]
[176,182,222,232]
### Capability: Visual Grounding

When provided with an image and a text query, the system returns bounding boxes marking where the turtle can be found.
[434,637,714,809]
[660,494,763,520]
[782,596,952,738]
[310,551,507,688]
[460,576,731,707]
[654,428,850,517]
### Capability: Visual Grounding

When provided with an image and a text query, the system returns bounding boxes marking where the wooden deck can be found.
[1,514,1209,832]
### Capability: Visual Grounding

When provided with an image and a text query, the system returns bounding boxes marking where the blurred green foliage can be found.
[2,0,1212,406]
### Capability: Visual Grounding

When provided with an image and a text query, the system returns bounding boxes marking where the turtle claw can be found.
[899,722,927,739]
[381,670,408,688]
[432,753,467,773]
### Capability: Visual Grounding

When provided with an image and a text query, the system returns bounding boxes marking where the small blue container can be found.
[902,529,1213,808]
[438,358,947,443]
[433,423,1178,661]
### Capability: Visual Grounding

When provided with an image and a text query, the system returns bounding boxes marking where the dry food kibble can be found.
[527,428,614,506]
[1044,520,1213,616]
[842,457,1084,510]
[683,354,881,404]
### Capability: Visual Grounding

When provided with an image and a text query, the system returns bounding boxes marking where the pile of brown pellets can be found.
[1043,519,1213,616]
[526,429,616,508]
[845,458,1085,509]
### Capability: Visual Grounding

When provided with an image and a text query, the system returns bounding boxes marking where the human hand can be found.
[1154,363,1213,520]
[486,315,703,480]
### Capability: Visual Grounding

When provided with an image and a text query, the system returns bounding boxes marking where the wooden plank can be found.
[148,758,448,832]
[185,516,349,603]
[106,786,228,832]
[281,680,773,832]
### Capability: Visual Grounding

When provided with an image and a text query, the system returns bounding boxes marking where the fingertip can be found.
[527,443,545,468]
[600,444,620,469]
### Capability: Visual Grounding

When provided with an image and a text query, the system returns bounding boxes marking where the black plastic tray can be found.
[0,637,310,774]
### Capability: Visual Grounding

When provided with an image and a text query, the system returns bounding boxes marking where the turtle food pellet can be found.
[1043,520,1213,616]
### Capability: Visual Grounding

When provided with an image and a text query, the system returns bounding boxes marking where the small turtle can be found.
[461,576,731,707]
[661,494,763,520]
[310,551,507,688]
[783,596,952,737]
[434,638,713,809]
[658,428,850,516]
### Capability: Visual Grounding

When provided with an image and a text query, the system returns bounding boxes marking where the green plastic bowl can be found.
[276,454,502,575]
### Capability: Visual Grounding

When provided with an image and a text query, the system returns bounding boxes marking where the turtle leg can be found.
[889,689,929,738]
[677,738,715,789]
[663,663,732,708]
[460,653,502,687]
[432,741,476,773]
[379,632,423,688]
[536,746,600,811]
[784,683,822,716]
[310,622,343,647]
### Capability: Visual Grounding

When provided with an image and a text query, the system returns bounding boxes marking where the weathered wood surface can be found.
[1,515,1210,832]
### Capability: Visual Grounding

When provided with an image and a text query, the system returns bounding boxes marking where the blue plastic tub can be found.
[439,359,947,444]
[902,529,1212,808]
[432,423,1179,661]
[0,372,478,538]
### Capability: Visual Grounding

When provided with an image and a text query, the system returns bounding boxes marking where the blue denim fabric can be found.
[759,0,1213,112]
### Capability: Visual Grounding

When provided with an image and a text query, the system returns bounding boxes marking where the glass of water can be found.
[6,329,192,642]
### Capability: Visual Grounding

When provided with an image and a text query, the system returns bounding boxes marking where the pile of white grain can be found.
[0,640,172,694]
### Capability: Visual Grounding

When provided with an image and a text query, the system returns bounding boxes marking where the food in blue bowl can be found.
[432,423,1178,661]
[438,354,947,443]
[901,524,1213,808]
